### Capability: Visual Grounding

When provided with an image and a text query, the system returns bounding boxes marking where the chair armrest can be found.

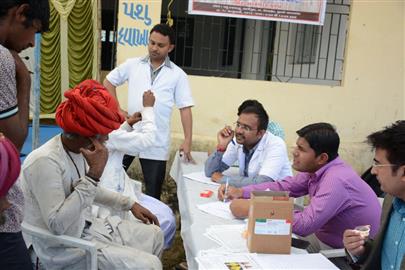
[22,222,96,251]
[21,222,98,270]
[320,248,346,258]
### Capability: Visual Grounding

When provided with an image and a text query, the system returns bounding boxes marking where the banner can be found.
[116,0,162,65]
[188,0,327,25]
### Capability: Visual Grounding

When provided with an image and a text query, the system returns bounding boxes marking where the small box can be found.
[247,191,293,254]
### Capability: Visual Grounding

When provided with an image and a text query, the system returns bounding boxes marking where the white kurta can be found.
[20,135,164,270]
[99,108,176,248]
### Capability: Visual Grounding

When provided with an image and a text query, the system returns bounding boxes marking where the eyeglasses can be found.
[371,161,397,168]
[234,122,257,132]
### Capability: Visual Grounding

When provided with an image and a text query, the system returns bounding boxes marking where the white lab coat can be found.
[222,131,292,180]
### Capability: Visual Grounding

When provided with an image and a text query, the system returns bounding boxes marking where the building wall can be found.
[116,1,405,173]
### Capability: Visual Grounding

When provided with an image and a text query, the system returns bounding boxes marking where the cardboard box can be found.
[247,191,293,254]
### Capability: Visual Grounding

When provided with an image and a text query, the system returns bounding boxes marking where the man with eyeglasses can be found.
[343,121,405,270]
[219,123,381,255]
[204,99,292,187]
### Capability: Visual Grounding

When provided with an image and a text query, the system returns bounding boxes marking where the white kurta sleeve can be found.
[106,107,156,156]
[94,186,136,212]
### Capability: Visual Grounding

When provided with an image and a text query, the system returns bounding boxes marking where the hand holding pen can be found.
[217,181,244,201]
[223,177,229,202]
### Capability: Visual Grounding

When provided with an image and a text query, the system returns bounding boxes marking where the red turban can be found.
[0,135,20,197]
[56,79,125,137]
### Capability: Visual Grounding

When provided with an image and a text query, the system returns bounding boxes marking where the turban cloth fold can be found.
[55,79,125,137]
[0,136,20,197]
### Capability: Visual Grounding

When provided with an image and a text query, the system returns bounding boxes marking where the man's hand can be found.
[131,202,160,226]
[211,172,224,183]
[119,108,129,119]
[179,140,195,163]
[230,199,250,219]
[80,137,108,180]
[217,125,234,148]
[343,229,367,257]
[217,184,243,201]
[127,112,142,126]
[143,90,155,107]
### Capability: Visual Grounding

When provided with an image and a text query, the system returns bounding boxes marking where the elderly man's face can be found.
[82,134,108,150]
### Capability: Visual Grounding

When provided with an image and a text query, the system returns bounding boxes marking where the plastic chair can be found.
[21,221,97,270]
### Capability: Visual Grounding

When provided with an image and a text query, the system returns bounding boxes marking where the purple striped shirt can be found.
[242,157,382,248]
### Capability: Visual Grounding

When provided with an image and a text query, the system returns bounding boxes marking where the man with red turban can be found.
[20,80,164,270]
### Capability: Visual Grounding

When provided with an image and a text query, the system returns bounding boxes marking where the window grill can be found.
[162,0,350,86]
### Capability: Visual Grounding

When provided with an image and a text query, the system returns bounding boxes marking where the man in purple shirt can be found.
[218,122,381,250]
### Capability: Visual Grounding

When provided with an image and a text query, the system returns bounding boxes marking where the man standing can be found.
[104,23,194,200]
[0,0,49,150]
[343,121,405,270]
[21,80,164,269]
[0,1,49,269]
[205,99,292,187]
[220,123,381,251]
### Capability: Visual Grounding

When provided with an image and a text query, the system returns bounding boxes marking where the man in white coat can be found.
[205,100,292,187]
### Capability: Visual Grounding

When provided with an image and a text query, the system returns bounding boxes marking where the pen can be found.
[223,177,229,202]
[231,138,235,145]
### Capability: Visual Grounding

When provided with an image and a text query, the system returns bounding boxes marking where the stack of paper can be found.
[196,201,235,220]
[196,253,339,270]
[203,224,248,253]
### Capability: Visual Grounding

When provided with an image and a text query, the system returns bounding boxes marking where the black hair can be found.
[237,99,269,131]
[0,0,50,32]
[150,23,175,45]
[296,122,339,162]
[367,120,405,172]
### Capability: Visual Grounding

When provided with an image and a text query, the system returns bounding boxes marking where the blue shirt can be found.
[381,198,405,270]
[242,144,259,177]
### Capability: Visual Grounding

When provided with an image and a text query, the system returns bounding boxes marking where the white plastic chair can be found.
[21,221,97,270]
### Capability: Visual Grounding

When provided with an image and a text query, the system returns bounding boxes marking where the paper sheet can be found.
[197,201,235,220]
[183,171,220,186]
[204,224,248,252]
[255,253,339,269]
[196,253,261,270]
[183,168,240,186]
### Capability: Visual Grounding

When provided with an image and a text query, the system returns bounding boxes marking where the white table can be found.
[169,152,313,269]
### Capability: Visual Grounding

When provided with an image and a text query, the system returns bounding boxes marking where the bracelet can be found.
[216,145,226,152]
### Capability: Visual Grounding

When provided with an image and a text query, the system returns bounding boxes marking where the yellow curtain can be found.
[50,0,76,20]
[40,3,61,113]
[68,0,93,88]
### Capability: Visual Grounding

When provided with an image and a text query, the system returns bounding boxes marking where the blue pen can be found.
[231,138,235,145]
[223,177,229,202]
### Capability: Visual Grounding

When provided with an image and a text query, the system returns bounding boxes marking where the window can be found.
[161,0,350,86]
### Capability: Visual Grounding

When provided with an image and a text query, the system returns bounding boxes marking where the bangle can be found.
[216,145,226,152]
